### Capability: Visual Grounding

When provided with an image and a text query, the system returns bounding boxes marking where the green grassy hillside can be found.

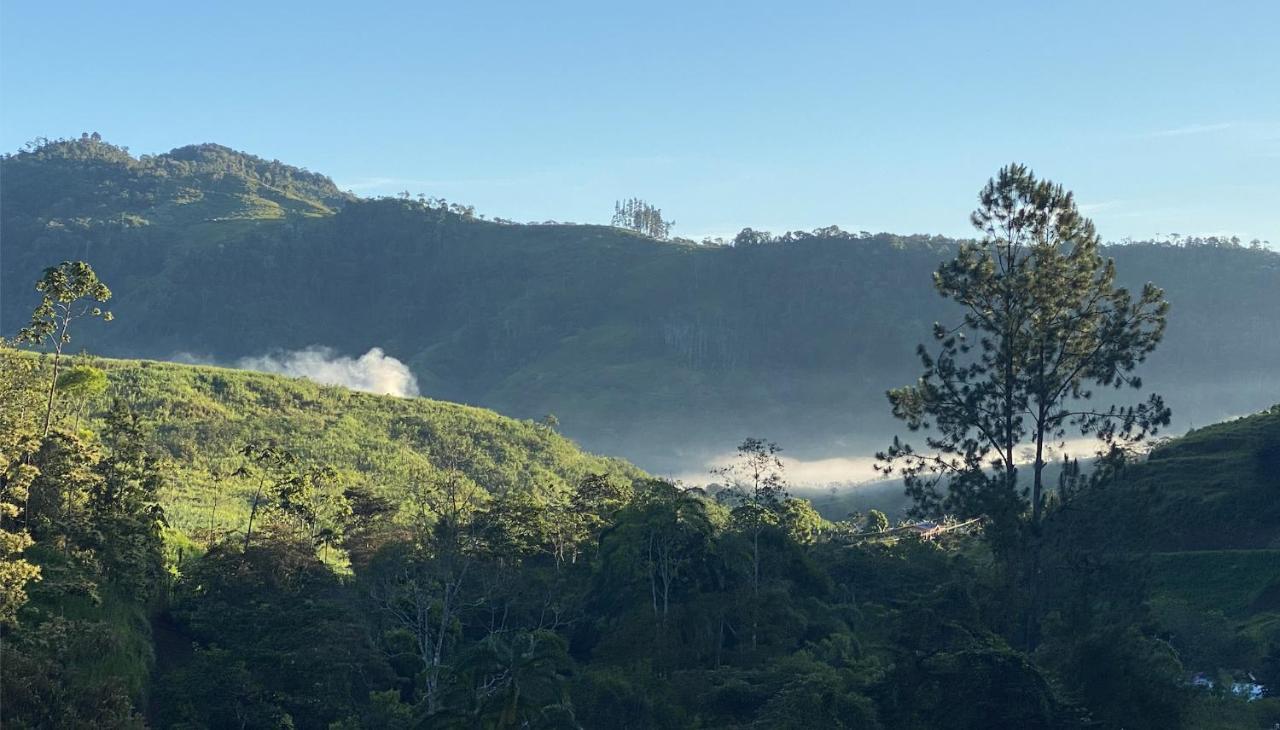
[1086,407,1280,691]
[64,355,642,540]
[1151,550,1280,617]
[1124,406,1280,552]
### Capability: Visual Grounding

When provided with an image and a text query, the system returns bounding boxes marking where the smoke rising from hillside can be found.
[236,347,420,397]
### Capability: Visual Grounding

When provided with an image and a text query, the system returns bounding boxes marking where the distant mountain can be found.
[3,137,1278,474]
[0,134,349,227]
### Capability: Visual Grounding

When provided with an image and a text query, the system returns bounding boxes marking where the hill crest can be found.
[1,134,352,226]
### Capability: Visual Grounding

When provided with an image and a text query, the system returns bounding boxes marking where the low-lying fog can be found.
[180,346,1278,521]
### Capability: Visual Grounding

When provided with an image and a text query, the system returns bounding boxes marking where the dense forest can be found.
[4,343,1280,728]
[3,156,1280,729]
[3,137,1278,473]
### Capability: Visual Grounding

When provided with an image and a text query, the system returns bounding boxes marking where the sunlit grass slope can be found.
[77,357,643,539]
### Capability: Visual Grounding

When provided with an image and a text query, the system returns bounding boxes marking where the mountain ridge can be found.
[1,135,351,227]
[4,137,1278,474]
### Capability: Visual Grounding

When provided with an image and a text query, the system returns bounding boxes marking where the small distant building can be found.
[904,521,945,540]
[1232,676,1266,702]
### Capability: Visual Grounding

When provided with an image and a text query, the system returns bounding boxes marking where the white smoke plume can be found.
[236,347,420,397]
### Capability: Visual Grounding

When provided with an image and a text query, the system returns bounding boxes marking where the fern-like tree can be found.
[879,164,1170,539]
[16,261,113,436]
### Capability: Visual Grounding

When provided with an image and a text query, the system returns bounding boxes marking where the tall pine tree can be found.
[879,163,1170,537]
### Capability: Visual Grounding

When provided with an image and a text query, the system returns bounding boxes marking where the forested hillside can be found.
[4,340,1279,728]
[6,159,1280,726]
[65,355,639,539]
[4,137,1278,473]
[1108,407,1280,552]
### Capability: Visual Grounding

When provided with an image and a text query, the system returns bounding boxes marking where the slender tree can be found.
[17,261,113,436]
[878,164,1170,647]
[234,441,299,552]
[89,400,167,595]
[374,442,491,717]
[879,164,1169,534]
[714,438,787,651]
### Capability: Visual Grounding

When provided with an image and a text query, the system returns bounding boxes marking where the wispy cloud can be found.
[1145,121,1240,138]
[1078,200,1123,214]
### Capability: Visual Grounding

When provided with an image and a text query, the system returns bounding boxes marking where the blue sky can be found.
[2,1,1276,243]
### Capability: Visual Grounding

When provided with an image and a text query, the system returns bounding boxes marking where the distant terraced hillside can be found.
[1090,406,1280,683]
[1127,405,1280,552]
[1,134,350,227]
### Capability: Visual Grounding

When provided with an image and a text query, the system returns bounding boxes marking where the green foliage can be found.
[0,613,147,729]
[1042,625,1189,729]
[864,508,890,532]
[780,497,825,545]
[0,335,169,728]
[1151,550,1280,616]
[86,401,167,597]
[1110,407,1280,551]
[3,480,163,729]
[2,148,1276,727]
[157,536,396,728]
[16,260,114,435]
[0,343,43,624]
[1,134,349,229]
[6,338,1271,727]
[441,630,576,727]
[882,163,1169,533]
[11,354,638,541]
[17,260,113,345]
[1024,404,1280,725]
[56,365,109,399]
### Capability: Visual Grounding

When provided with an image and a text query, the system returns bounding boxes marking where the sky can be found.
[2,1,1277,244]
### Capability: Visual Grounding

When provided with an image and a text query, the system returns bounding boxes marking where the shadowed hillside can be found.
[1107,405,1280,552]
[4,137,1278,475]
